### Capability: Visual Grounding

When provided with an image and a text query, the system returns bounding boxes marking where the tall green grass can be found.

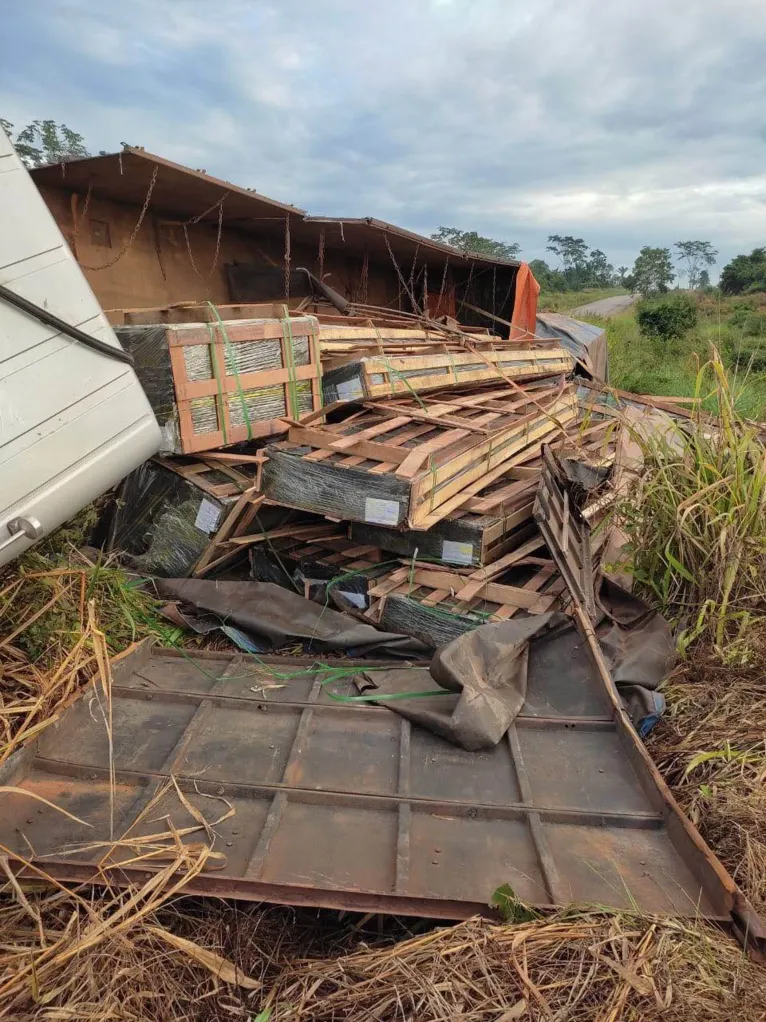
[617,353,766,647]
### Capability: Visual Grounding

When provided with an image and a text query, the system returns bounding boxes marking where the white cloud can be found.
[1,0,765,270]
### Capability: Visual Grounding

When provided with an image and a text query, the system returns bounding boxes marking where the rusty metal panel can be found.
[0,643,744,923]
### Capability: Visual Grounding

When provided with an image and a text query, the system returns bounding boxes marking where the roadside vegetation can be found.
[608,357,766,916]
[581,291,766,419]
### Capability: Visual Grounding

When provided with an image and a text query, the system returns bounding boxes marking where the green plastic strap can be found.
[206,302,253,441]
[371,322,427,409]
[280,311,300,419]
[205,320,229,445]
[308,316,323,407]
[176,645,437,702]
[428,453,438,512]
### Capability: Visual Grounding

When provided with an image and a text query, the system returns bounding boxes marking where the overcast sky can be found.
[1,0,765,277]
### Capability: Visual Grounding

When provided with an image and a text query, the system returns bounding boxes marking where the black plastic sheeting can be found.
[358,586,672,750]
[156,578,427,658]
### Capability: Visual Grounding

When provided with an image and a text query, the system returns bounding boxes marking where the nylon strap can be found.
[280,308,300,419]
[206,302,253,441]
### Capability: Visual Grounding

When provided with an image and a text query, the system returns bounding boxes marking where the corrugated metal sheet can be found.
[0,643,752,929]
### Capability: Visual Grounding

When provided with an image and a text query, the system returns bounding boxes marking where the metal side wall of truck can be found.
[0,126,161,566]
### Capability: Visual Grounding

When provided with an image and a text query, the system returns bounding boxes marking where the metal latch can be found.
[0,516,44,555]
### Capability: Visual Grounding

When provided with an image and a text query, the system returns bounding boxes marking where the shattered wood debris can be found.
[40,297,766,960]
[350,415,618,567]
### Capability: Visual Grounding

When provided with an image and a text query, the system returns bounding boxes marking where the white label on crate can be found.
[194,498,222,534]
[364,497,400,526]
[338,590,367,609]
[336,377,364,402]
[441,540,474,566]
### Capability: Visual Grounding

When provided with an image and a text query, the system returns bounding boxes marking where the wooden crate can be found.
[263,382,578,530]
[321,344,574,402]
[350,415,616,566]
[117,313,322,455]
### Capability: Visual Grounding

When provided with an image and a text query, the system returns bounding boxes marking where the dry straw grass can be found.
[1,894,765,1021]
[649,639,766,914]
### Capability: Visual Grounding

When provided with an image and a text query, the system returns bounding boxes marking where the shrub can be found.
[636,294,697,343]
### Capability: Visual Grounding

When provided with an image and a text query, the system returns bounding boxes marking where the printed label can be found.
[194,498,222,534]
[441,540,474,566]
[336,377,365,402]
[338,590,367,609]
[364,497,401,526]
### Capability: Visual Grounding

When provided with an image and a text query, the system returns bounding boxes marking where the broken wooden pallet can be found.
[321,344,574,402]
[348,417,616,567]
[249,529,394,605]
[365,552,565,648]
[262,381,578,530]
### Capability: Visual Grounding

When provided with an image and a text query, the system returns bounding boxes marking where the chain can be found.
[409,244,420,314]
[183,223,203,279]
[71,181,93,250]
[436,256,450,316]
[81,165,158,270]
[182,191,228,280]
[498,269,515,320]
[360,246,369,303]
[384,232,420,314]
[456,259,475,318]
[187,190,230,225]
[284,215,291,301]
[422,260,428,315]
[210,199,224,274]
[318,227,325,280]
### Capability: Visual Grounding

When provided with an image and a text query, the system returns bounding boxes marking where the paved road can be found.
[569,293,638,319]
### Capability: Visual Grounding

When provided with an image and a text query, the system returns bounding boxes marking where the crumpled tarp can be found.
[536,312,608,380]
[156,578,426,657]
[358,583,672,749]
[358,614,558,750]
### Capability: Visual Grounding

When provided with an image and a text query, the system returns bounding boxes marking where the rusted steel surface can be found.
[0,644,750,926]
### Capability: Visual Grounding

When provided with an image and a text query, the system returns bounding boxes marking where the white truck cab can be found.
[0,125,160,565]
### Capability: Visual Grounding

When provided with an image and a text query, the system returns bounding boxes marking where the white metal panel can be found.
[0,126,161,564]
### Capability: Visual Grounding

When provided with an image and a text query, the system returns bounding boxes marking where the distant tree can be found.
[586,248,613,288]
[528,258,567,291]
[719,248,766,295]
[698,268,711,289]
[545,234,590,287]
[616,265,629,286]
[431,227,521,260]
[0,118,89,167]
[528,258,550,286]
[674,240,718,289]
[630,246,675,295]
